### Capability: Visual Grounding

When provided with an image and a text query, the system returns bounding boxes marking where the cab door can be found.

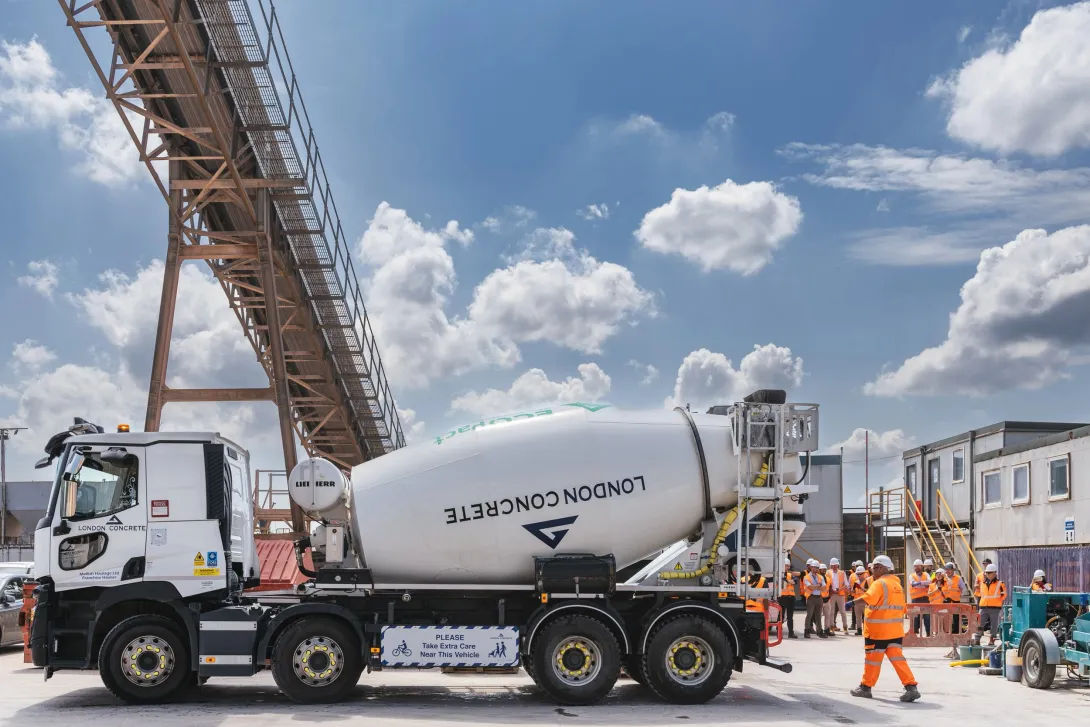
[50,447,147,591]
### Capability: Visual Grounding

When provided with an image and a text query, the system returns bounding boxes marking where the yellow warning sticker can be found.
[784,486,792,494]
[194,552,205,566]
[193,567,221,577]
[674,563,683,571]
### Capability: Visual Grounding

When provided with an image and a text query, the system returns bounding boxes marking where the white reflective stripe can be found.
[199,655,253,665]
[889,656,907,662]
[200,621,258,631]
[866,618,904,624]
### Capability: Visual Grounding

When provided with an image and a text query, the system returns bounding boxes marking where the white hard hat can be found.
[806,558,816,566]
[913,559,924,567]
[872,555,894,569]
[945,561,956,569]
[924,558,933,565]
[819,563,827,569]
[856,566,865,574]
[785,558,791,566]
[830,557,840,566]
[1033,569,1044,579]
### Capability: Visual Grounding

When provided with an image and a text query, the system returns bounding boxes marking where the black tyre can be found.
[624,654,648,686]
[530,614,620,705]
[1022,637,1056,690]
[523,654,537,683]
[271,617,363,704]
[642,614,733,704]
[97,615,192,704]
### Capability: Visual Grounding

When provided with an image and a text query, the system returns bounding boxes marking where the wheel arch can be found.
[1020,627,1062,664]
[525,601,631,657]
[639,603,740,662]
[256,602,365,662]
[92,583,197,669]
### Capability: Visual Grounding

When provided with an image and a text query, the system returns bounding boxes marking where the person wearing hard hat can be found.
[1031,569,1053,592]
[973,558,992,598]
[780,558,799,639]
[942,561,964,634]
[908,559,931,637]
[825,557,850,635]
[851,555,920,703]
[802,559,829,638]
[976,563,1006,645]
[850,566,868,636]
[848,561,866,631]
[927,568,947,604]
[923,558,934,578]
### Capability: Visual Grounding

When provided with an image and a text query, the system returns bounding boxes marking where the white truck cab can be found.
[35,424,258,597]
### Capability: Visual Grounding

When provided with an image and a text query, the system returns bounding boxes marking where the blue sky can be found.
[4,0,1090,505]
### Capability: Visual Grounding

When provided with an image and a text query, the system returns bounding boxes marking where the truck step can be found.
[761,657,793,674]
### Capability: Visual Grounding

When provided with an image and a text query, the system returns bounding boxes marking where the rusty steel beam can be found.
[178,243,258,259]
[144,160,183,432]
[160,387,276,403]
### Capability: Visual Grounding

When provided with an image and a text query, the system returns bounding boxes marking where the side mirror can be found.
[0,594,12,606]
[100,447,132,466]
[62,479,80,519]
[34,456,52,470]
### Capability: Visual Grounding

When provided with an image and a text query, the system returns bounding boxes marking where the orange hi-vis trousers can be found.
[862,638,916,688]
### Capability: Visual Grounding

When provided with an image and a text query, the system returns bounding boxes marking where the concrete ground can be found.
[2,634,1087,726]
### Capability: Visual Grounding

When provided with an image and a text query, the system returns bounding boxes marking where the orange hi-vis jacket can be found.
[782,571,797,597]
[943,574,963,602]
[974,572,985,598]
[746,576,768,612]
[850,574,868,599]
[803,571,829,598]
[979,578,1006,607]
[908,570,930,600]
[826,568,850,596]
[927,578,946,604]
[1031,581,1053,592]
[862,574,907,640]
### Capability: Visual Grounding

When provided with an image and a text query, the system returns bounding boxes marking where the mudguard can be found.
[1020,627,1062,665]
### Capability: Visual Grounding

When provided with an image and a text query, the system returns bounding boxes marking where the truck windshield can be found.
[63,450,139,521]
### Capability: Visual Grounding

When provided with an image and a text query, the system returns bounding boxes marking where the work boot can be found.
[788,632,798,639]
[851,685,873,699]
[804,632,811,639]
[855,630,862,636]
[900,685,921,703]
[824,629,832,637]
[818,632,828,639]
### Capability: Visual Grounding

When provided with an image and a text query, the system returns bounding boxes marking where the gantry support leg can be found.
[145,160,183,432]
[257,191,305,533]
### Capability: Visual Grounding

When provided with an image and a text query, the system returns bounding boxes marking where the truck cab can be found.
[30,421,258,676]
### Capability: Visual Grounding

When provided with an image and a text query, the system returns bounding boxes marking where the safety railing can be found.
[906,489,948,574]
[902,603,978,648]
[936,488,982,583]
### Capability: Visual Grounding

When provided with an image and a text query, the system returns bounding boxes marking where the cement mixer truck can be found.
[27,393,818,707]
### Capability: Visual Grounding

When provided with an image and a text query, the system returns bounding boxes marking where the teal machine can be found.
[1002,587,1090,688]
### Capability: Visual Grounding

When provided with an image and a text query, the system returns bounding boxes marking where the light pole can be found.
[0,426,28,545]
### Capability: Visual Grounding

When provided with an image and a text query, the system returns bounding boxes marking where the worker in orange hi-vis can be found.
[850,566,868,636]
[851,555,921,703]
[824,558,851,635]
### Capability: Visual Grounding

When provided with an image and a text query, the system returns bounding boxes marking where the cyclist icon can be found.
[391,640,412,657]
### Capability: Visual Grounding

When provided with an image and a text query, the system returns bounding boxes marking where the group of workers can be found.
[772,552,1060,701]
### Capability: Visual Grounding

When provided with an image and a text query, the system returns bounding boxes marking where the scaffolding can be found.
[59,0,404,532]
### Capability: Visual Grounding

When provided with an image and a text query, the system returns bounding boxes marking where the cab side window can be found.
[69,452,139,521]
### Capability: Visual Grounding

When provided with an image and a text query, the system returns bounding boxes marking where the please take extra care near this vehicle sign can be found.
[379,626,519,667]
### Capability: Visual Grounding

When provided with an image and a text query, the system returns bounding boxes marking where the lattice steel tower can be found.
[60,0,404,532]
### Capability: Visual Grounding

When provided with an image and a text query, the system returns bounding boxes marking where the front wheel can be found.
[530,614,620,705]
[97,615,192,704]
[1022,637,1056,689]
[643,615,733,704]
[271,617,363,704]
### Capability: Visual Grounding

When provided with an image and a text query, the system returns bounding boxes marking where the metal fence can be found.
[996,545,1090,596]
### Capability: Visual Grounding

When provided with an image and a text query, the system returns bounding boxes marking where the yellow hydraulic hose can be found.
[658,457,771,580]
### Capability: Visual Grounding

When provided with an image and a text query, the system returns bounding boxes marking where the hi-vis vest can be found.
[782,572,797,597]
[943,574,963,602]
[826,569,850,595]
[803,572,829,598]
[862,574,907,640]
[746,576,768,612]
[979,578,1006,607]
[908,571,930,600]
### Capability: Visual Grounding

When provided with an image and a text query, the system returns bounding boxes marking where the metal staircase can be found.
[60,0,404,531]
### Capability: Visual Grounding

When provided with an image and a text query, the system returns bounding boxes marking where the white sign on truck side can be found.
[380,626,519,667]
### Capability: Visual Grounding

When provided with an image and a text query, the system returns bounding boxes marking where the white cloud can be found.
[957,26,972,44]
[577,203,611,221]
[846,226,997,266]
[450,363,611,416]
[479,205,536,233]
[664,344,805,411]
[928,3,1090,156]
[705,111,736,132]
[395,404,426,443]
[0,38,140,186]
[67,259,259,386]
[876,197,890,213]
[10,339,56,373]
[628,359,659,385]
[636,179,802,274]
[825,428,915,460]
[17,259,59,298]
[359,205,653,389]
[866,225,1090,397]
[590,112,734,154]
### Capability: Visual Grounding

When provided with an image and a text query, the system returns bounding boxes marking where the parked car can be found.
[0,574,28,647]
[0,562,34,576]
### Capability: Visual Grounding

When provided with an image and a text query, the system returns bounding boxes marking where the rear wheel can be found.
[271,617,363,704]
[643,615,733,704]
[1022,637,1056,690]
[530,614,620,705]
[624,654,648,686]
[98,615,192,704]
